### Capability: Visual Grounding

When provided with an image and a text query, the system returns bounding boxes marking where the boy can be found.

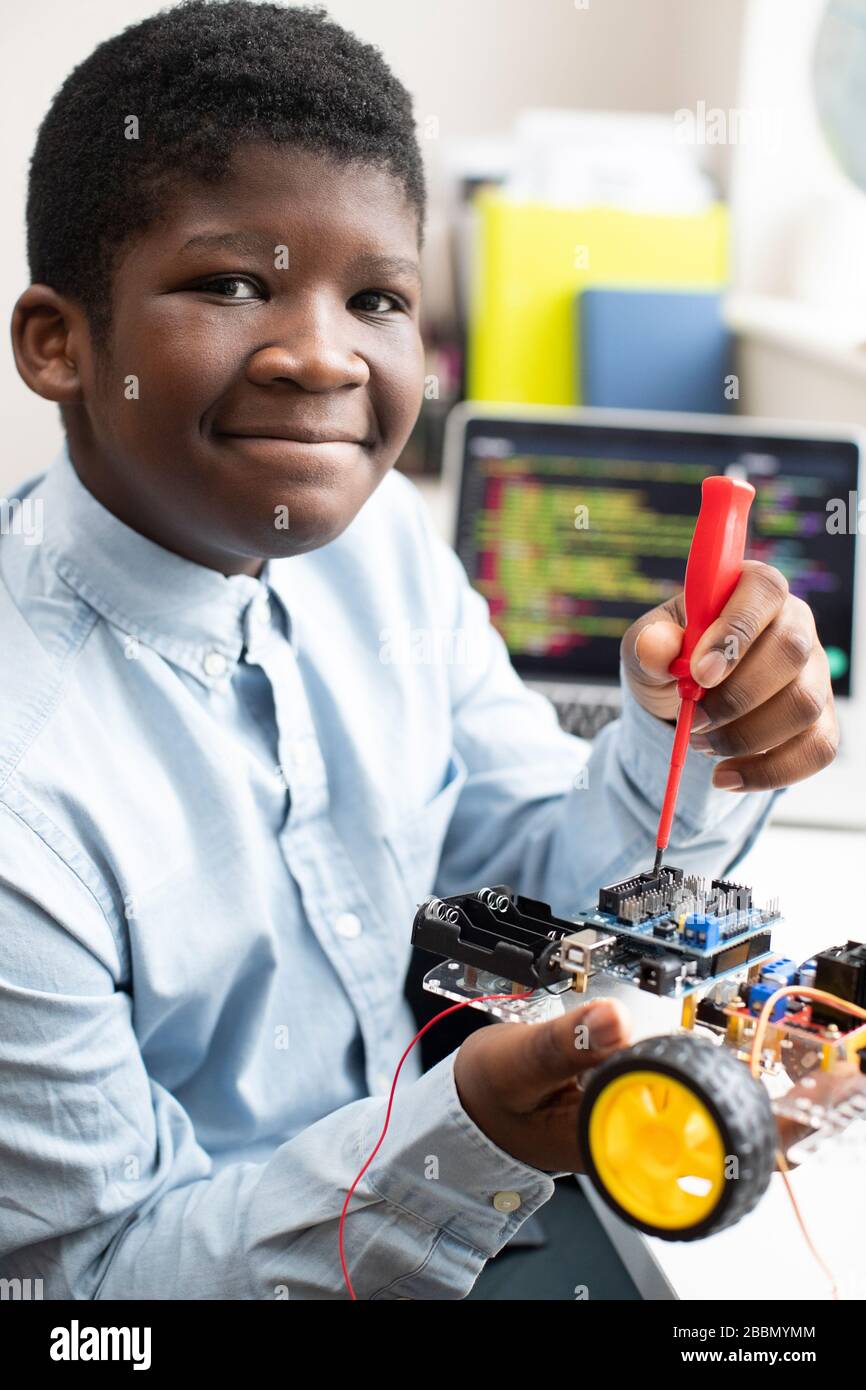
[1,1,836,1300]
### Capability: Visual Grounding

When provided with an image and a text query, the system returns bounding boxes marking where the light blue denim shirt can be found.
[0,443,775,1300]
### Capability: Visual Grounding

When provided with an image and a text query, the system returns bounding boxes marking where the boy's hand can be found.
[453,998,630,1172]
[621,560,838,792]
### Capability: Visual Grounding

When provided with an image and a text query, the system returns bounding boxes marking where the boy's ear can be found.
[11,285,89,405]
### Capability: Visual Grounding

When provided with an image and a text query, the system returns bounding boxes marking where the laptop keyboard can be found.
[553,698,621,740]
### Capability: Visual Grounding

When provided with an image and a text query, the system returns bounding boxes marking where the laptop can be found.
[443,403,866,829]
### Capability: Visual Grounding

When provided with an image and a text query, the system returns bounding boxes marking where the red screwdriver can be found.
[652,475,756,875]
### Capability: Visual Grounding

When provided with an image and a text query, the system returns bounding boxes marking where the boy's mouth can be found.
[217,425,370,445]
[213,427,373,473]
[214,417,372,472]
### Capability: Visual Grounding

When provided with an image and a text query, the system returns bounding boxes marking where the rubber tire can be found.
[577,1033,777,1241]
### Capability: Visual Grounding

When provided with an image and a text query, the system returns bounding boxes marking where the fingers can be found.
[685,587,837,791]
[453,998,633,1174]
[505,998,631,1110]
[628,621,685,720]
[621,598,686,721]
[705,701,839,793]
[620,595,685,690]
[688,561,789,688]
[691,647,829,760]
[621,558,836,796]
[634,621,685,684]
[695,603,822,739]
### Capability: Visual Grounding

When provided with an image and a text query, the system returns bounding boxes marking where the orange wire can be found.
[747,983,866,1300]
[748,983,866,1078]
[776,1149,839,1300]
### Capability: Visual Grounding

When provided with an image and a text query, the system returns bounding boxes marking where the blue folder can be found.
[577,287,733,413]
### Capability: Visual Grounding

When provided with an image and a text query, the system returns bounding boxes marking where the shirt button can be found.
[493,1191,522,1214]
[334,912,362,940]
[374,1072,392,1095]
[203,650,228,678]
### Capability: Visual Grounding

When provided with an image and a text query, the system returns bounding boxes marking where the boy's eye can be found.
[350,290,403,315]
[195,275,261,300]
[188,279,405,312]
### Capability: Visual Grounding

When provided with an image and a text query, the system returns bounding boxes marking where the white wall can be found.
[730,0,866,304]
[1,0,748,490]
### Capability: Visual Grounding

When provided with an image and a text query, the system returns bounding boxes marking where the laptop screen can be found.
[455,415,859,697]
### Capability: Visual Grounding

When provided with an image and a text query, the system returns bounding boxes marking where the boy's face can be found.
[64,144,425,574]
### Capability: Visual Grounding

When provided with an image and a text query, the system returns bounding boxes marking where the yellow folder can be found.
[467,191,729,405]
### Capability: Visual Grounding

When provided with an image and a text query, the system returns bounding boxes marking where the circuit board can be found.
[412,866,783,1011]
[411,862,866,1222]
[579,866,780,996]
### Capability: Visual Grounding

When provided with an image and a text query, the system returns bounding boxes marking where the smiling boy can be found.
[1,1,837,1300]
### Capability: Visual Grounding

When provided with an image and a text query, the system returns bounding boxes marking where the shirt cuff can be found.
[615,666,775,839]
[360,1049,555,1259]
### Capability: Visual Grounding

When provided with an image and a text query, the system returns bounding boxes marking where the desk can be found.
[578,818,866,1302]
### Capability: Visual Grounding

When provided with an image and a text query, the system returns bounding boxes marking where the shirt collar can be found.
[39,441,294,687]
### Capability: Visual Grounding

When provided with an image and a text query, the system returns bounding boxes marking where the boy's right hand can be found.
[453,997,631,1173]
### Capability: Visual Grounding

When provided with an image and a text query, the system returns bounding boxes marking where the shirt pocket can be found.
[384,749,468,907]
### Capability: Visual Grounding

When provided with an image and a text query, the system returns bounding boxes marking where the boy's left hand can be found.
[620,560,838,792]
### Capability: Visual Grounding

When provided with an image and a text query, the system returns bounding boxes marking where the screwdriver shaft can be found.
[655,696,698,856]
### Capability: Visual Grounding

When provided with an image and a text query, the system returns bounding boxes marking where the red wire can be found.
[338,990,530,1299]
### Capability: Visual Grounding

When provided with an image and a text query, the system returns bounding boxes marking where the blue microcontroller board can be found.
[582,866,782,995]
[582,905,778,959]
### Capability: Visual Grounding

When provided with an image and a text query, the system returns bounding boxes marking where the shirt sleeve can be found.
[409,494,778,918]
[0,801,554,1301]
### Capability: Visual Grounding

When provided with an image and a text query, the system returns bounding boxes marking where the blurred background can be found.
[5,0,866,486]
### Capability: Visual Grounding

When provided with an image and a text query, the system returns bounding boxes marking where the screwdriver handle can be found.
[669,475,755,701]
[655,475,756,858]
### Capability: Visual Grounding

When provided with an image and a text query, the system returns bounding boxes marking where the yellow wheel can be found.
[577,1035,777,1240]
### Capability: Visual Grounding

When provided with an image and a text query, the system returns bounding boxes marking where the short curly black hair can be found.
[26,0,426,347]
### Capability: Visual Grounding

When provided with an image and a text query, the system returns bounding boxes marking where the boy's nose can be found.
[244,334,370,393]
